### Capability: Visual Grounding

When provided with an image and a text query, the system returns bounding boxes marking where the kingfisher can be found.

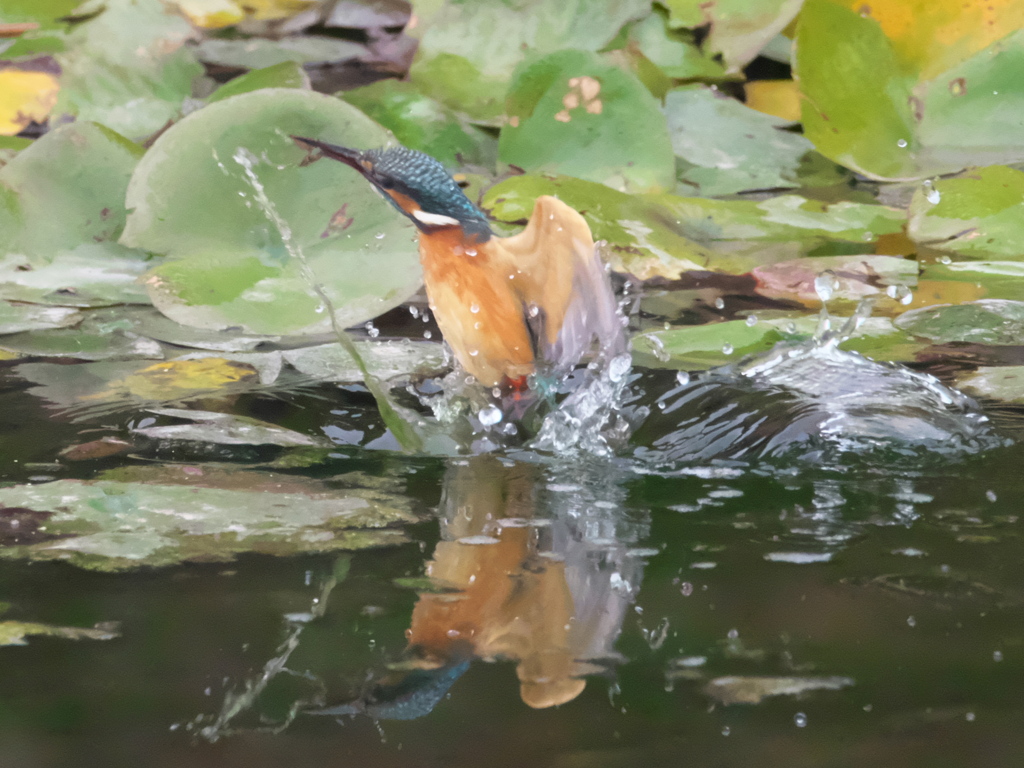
[292,137,625,396]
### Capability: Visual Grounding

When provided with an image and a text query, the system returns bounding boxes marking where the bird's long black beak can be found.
[291,135,367,175]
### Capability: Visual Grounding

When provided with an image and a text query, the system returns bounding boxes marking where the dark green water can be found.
[0,366,1022,768]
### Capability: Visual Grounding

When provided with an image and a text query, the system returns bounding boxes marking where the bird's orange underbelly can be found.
[419,231,534,387]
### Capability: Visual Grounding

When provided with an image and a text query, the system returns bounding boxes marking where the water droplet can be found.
[608,353,632,382]
[365,322,379,338]
[886,284,913,304]
[966,712,976,722]
[986,489,997,502]
[722,343,734,355]
[502,422,518,435]
[784,322,797,334]
[469,349,479,357]
[923,179,942,205]
[727,628,739,639]
[745,315,758,327]
[409,306,419,318]
[939,254,952,265]
[374,232,386,240]
[470,303,480,314]
[794,712,807,728]
[721,726,731,736]
[714,297,725,310]
[491,387,502,398]
[314,303,326,314]
[466,248,477,257]
[814,270,837,303]
[907,615,916,627]
[528,304,540,318]
[478,404,503,426]
[423,330,433,339]
[680,581,693,596]
[676,370,690,386]
[897,138,908,148]
[994,650,1004,662]
[474,321,482,330]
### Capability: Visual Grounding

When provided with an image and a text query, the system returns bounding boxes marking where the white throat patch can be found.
[412,210,461,227]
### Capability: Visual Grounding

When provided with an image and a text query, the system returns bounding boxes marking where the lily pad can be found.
[0,122,143,262]
[207,61,310,103]
[894,300,1024,345]
[0,245,154,307]
[499,50,676,192]
[919,261,1024,302]
[410,0,648,85]
[195,36,365,71]
[623,11,728,81]
[796,0,1024,180]
[0,471,418,570]
[0,66,59,136]
[482,174,905,279]
[957,366,1024,404]
[133,408,326,447]
[120,88,422,336]
[53,0,203,139]
[282,339,446,383]
[343,79,495,166]
[752,255,919,306]
[632,320,785,369]
[665,85,841,195]
[0,301,80,335]
[907,166,1024,260]
[0,325,163,361]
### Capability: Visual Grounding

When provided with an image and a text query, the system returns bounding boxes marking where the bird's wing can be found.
[497,196,626,372]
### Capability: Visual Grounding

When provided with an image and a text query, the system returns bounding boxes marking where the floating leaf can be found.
[195,36,365,71]
[500,50,675,192]
[0,123,143,262]
[957,366,1024,403]
[133,408,326,447]
[53,0,203,138]
[623,11,728,80]
[343,79,495,166]
[0,301,80,335]
[665,85,839,195]
[0,620,119,646]
[121,88,422,335]
[282,339,445,383]
[0,312,163,359]
[744,79,800,122]
[796,0,1024,180]
[0,471,417,570]
[167,0,245,28]
[633,320,785,369]
[658,0,802,72]
[482,174,905,279]
[87,358,258,401]
[0,245,153,307]
[0,66,59,135]
[411,0,648,84]
[0,0,80,27]
[894,300,1024,345]
[919,261,1024,302]
[907,166,1024,260]
[207,61,310,103]
[752,255,918,306]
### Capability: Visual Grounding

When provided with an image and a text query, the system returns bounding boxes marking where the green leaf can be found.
[0,245,153,307]
[796,0,1024,180]
[0,470,419,570]
[0,123,143,263]
[665,85,842,195]
[623,12,728,80]
[411,0,649,81]
[500,50,675,192]
[53,0,204,139]
[957,366,1024,403]
[0,0,79,27]
[407,53,508,123]
[633,320,785,369]
[0,301,80,334]
[894,299,1024,345]
[482,174,905,278]
[195,36,365,70]
[282,340,445,383]
[120,88,423,336]
[133,408,326,447]
[919,260,1024,301]
[206,61,310,103]
[342,80,496,166]
[907,166,1024,260]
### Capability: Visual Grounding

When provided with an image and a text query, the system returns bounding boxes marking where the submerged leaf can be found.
[0,301,80,335]
[0,472,418,570]
[0,620,119,646]
[894,300,1024,345]
[0,66,59,135]
[133,408,326,447]
[704,675,854,705]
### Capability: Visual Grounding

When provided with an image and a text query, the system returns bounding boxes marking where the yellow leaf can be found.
[901,279,986,311]
[168,0,317,27]
[85,358,259,402]
[838,0,1024,79]
[0,69,60,136]
[744,79,801,122]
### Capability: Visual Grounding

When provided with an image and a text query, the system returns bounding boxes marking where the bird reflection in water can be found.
[309,455,648,720]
